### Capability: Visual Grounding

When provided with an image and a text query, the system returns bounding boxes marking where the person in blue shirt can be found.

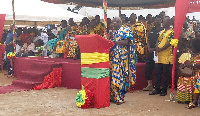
[5,25,16,75]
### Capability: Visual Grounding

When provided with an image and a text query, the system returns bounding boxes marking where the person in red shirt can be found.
[20,28,31,43]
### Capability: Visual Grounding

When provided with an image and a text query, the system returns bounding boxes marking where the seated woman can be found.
[20,38,35,57]
[176,51,195,104]
[27,38,35,56]
[177,38,200,109]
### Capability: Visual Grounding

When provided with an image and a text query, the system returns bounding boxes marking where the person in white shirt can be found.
[15,40,23,57]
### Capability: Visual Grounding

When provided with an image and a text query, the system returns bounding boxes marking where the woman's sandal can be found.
[116,101,125,105]
[186,102,196,109]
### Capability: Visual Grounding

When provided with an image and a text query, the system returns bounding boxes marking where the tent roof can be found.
[42,0,175,7]
[0,0,84,22]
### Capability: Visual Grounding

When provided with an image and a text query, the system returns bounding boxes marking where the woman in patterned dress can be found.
[177,38,200,108]
[109,17,136,105]
[185,38,200,109]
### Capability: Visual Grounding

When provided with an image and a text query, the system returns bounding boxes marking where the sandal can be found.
[116,101,125,105]
[186,102,196,109]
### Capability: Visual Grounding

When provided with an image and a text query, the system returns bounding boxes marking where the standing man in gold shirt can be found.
[149,16,174,96]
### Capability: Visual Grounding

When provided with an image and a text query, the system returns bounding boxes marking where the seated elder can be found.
[177,38,200,109]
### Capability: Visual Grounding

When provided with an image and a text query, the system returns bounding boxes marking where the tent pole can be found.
[9,0,15,75]
[12,0,16,52]
[119,7,121,17]
[34,21,37,28]
[103,0,108,39]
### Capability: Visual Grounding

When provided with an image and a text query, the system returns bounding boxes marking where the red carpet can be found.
[14,57,81,90]
[0,58,63,94]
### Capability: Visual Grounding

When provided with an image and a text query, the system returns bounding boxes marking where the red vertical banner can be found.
[171,0,190,94]
[188,0,200,13]
[0,14,6,42]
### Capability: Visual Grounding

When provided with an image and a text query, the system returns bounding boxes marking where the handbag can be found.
[178,67,194,77]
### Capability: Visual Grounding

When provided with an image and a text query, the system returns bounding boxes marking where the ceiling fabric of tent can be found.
[0,0,84,22]
[42,0,175,7]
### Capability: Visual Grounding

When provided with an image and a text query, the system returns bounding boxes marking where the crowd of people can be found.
[2,11,200,108]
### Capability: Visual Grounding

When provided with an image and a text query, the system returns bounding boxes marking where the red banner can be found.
[188,0,200,13]
[0,14,6,42]
[171,0,191,94]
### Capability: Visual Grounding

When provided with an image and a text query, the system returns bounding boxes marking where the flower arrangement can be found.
[76,85,93,109]
[170,39,179,47]
[7,52,15,59]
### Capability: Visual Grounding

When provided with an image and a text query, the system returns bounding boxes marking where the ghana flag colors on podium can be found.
[76,34,114,108]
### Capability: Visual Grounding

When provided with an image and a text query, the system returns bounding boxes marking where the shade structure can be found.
[0,0,84,22]
[42,0,175,7]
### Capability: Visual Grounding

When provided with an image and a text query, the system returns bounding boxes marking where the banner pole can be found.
[103,0,108,39]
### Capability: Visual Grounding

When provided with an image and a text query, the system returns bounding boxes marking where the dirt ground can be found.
[0,71,199,116]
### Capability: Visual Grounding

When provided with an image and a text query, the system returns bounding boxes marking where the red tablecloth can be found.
[134,63,155,90]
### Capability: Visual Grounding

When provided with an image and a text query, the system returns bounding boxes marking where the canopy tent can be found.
[0,0,84,26]
[42,0,175,7]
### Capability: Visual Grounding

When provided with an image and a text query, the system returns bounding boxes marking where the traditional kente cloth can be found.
[77,25,89,35]
[68,24,78,35]
[176,53,200,103]
[66,25,80,59]
[176,76,196,103]
[131,22,146,60]
[90,24,104,37]
[67,40,80,59]
[110,26,136,103]
[156,29,174,64]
